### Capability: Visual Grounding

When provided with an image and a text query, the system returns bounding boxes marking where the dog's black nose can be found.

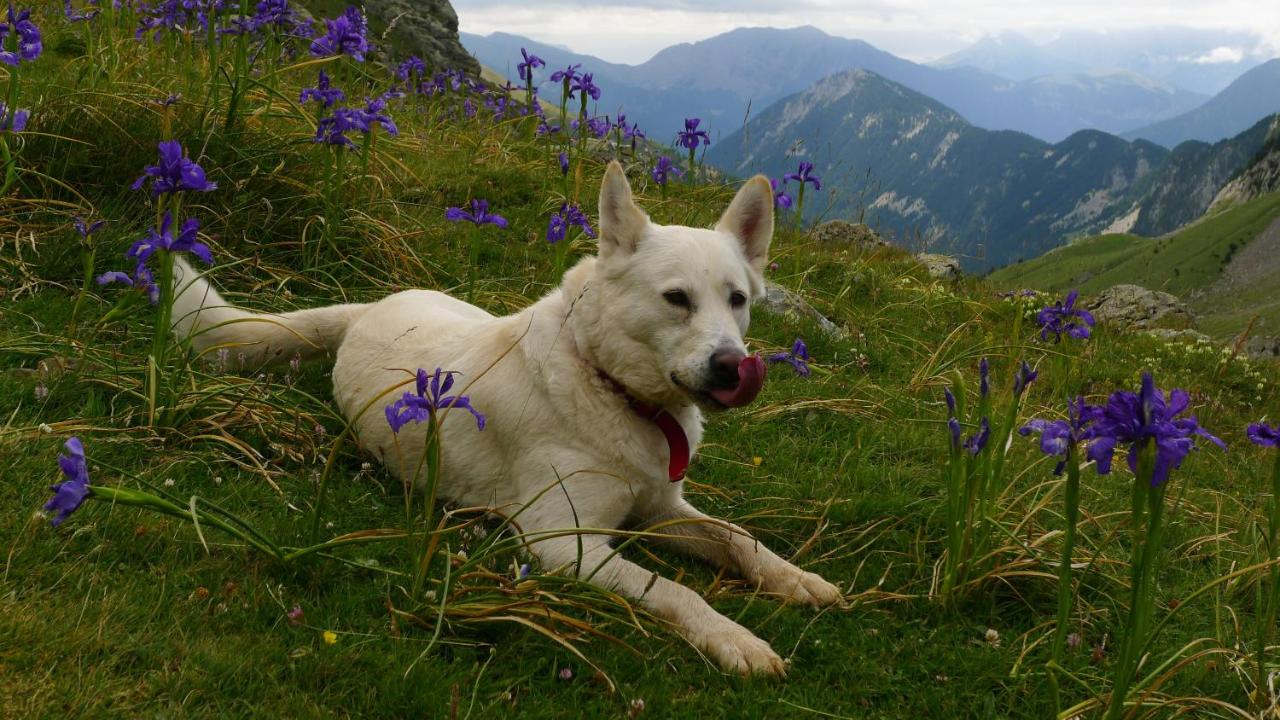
[708,349,745,389]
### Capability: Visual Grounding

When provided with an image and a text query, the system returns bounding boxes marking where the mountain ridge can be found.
[706,68,1279,271]
[462,27,1207,143]
[1123,59,1280,148]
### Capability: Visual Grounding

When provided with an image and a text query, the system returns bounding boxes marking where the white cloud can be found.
[1191,46,1246,64]
[453,0,1280,65]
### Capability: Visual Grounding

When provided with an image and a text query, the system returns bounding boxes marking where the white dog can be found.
[172,162,840,675]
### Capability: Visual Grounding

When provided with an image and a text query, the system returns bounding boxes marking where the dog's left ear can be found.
[715,175,773,274]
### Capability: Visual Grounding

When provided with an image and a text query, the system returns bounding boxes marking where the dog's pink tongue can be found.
[709,354,766,408]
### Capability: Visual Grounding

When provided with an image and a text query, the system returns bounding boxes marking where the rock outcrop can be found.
[1087,284,1193,329]
[916,253,961,281]
[1212,139,1280,208]
[1246,335,1280,361]
[811,220,887,250]
[312,0,479,75]
[756,282,848,340]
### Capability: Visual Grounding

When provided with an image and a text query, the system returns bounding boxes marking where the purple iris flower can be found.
[314,106,367,147]
[0,103,29,132]
[0,4,42,65]
[136,0,195,40]
[1248,422,1280,447]
[546,203,595,244]
[570,73,600,101]
[97,262,159,304]
[517,48,544,83]
[1021,397,1094,475]
[768,338,811,377]
[549,63,581,85]
[558,151,569,176]
[1037,290,1096,343]
[651,156,682,186]
[153,93,181,108]
[236,0,314,38]
[44,437,91,527]
[360,94,398,135]
[132,140,218,195]
[963,417,991,456]
[617,114,644,142]
[309,6,367,61]
[1012,360,1038,397]
[771,178,793,210]
[127,212,213,265]
[1081,373,1225,486]
[944,387,957,417]
[979,357,990,397]
[385,368,486,433]
[300,69,345,108]
[784,161,821,190]
[948,417,963,449]
[463,98,476,119]
[446,199,508,228]
[65,0,101,22]
[396,55,426,82]
[583,115,611,139]
[75,217,107,238]
[676,118,710,151]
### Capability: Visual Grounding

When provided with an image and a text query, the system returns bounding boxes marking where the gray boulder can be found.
[756,282,848,340]
[1246,336,1280,361]
[1088,284,1193,329]
[348,0,479,75]
[917,253,961,281]
[812,220,886,250]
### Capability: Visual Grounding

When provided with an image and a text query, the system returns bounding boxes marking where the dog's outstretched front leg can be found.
[532,533,787,676]
[643,500,842,608]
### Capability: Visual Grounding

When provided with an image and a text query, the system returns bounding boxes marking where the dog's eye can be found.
[730,291,747,308]
[663,290,691,309]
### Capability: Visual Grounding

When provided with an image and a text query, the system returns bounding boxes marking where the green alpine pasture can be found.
[990,191,1280,338]
[3,6,1280,719]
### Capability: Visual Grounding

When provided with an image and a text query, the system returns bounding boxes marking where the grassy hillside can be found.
[3,6,1280,719]
[990,191,1280,337]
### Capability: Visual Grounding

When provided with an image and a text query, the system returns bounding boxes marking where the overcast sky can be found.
[453,0,1280,65]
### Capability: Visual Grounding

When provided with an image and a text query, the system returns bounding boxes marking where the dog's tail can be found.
[171,256,369,367]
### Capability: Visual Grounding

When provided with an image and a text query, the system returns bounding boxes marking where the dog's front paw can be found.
[758,565,843,608]
[689,616,786,677]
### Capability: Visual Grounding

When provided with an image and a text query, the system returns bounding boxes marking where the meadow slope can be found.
[2,6,1280,719]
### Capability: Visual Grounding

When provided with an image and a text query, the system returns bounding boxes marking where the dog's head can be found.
[568,161,773,412]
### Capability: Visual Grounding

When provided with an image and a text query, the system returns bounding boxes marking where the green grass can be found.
[3,7,1280,719]
[989,192,1280,338]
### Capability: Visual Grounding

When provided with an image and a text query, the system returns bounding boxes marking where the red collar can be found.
[595,370,690,482]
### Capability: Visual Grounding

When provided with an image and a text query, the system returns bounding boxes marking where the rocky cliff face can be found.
[367,0,478,74]
[302,0,478,75]
[1213,137,1280,208]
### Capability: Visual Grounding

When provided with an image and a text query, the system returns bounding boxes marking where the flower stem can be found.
[1106,442,1163,720]
[1256,450,1280,704]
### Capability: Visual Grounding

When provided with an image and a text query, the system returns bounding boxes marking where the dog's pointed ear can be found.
[598,161,649,260]
[715,175,773,274]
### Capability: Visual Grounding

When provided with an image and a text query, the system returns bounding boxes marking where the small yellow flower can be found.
[322,630,338,645]
[752,456,763,467]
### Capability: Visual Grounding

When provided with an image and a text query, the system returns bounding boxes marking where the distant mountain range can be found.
[935,28,1271,96]
[1122,60,1280,148]
[462,27,1207,144]
[463,25,1280,273]
[705,69,1280,271]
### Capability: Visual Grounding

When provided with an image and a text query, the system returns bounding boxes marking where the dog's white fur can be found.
[171,162,840,675]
